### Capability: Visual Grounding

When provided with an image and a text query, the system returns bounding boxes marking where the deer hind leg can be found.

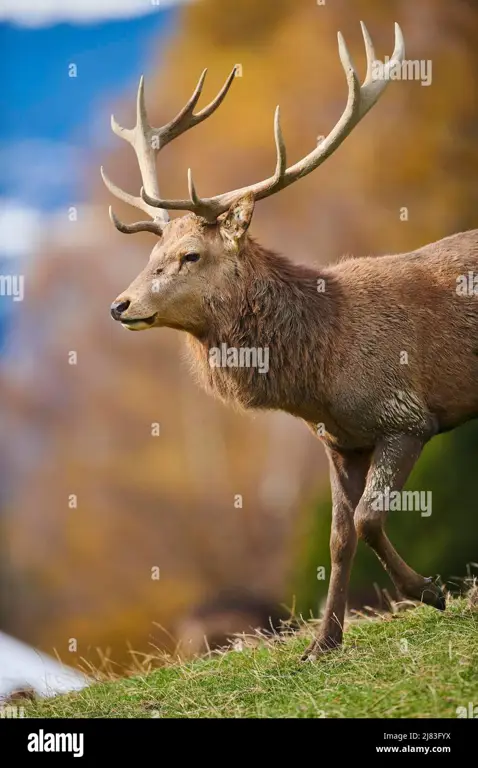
[354,434,446,610]
[302,446,371,661]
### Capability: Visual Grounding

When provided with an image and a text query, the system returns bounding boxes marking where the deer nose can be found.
[110,299,130,321]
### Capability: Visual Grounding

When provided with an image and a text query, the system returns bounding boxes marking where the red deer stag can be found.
[102,22,478,659]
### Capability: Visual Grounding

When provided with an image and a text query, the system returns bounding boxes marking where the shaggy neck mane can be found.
[186,237,336,416]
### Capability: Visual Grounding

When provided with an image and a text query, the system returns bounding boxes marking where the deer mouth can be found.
[120,314,157,330]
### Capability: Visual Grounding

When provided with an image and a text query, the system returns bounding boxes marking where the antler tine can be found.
[360,21,377,85]
[166,68,208,134]
[141,22,405,222]
[108,207,163,236]
[187,168,200,205]
[101,166,162,236]
[272,106,287,185]
[102,67,238,234]
[359,22,405,110]
[193,65,238,122]
[100,166,153,216]
[162,66,237,143]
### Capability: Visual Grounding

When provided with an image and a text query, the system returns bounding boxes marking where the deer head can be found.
[103,22,404,335]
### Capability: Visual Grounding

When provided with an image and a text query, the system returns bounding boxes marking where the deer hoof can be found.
[301,636,341,662]
[421,578,446,610]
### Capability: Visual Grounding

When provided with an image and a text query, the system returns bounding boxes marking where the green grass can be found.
[24,595,478,718]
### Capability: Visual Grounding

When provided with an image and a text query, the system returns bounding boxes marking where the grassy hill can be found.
[23,592,478,719]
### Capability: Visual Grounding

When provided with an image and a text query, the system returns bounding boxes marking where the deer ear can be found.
[219,192,255,247]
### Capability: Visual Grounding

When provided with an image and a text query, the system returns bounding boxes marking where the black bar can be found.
[0,717,475,760]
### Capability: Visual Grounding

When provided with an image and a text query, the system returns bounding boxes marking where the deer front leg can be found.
[354,434,445,609]
[302,447,371,661]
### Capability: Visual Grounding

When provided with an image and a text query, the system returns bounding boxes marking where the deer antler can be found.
[141,22,405,222]
[101,66,237,235]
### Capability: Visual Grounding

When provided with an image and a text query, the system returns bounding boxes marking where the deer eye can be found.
[183,252,200,263]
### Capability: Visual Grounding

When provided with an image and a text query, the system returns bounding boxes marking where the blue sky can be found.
[0,9,178,209]
[1,18,175,144]
[0,1,187,345]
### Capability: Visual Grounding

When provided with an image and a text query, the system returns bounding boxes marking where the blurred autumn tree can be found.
[0,0,477,664]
